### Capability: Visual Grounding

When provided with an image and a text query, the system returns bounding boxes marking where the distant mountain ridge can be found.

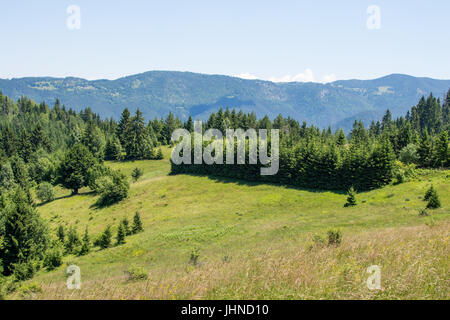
[0,71,449,131]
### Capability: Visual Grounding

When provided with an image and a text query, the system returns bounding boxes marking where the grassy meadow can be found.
[10,147,450,300]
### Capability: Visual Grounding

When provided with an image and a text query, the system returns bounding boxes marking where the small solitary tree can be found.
[426,188,441,209]
[121,217,131,236]
[344,186,357,207]
[132,212,144,234]
[131,167,143,182]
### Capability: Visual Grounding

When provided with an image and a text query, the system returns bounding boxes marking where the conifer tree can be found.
[98,226,112,249]
[79,226,91,256]
[426,188,441,209]
[344,186,357,207]
[116,223,126,245]
[57,225,65,243]
[132,212,144,234]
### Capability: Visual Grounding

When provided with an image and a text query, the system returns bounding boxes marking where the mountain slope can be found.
[0,72,449,131]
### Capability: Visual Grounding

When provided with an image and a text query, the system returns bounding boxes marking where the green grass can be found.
[9,148,450,299]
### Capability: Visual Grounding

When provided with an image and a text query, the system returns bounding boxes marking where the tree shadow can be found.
[177,172,347,195]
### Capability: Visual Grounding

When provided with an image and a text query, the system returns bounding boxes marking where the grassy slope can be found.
[12,147,450,299]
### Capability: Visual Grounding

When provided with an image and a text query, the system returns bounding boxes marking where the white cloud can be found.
[322,73,337,83]
[234,72,259,80]
[234,69,338,83]
[269,68,315,83]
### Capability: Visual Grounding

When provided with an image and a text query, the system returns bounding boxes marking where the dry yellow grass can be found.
[17,221,449,300]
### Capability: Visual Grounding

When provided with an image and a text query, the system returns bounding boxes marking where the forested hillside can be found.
[1,72,449,131]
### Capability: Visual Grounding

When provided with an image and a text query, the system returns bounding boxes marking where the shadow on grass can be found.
[172,172,347,195]
[36,191,97,207]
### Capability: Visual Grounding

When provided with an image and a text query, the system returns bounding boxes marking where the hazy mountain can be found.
[0,71,449,131]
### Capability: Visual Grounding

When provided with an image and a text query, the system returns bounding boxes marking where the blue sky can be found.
[1,0,449,81]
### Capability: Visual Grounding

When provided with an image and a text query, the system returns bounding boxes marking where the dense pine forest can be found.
[0,89,449,285]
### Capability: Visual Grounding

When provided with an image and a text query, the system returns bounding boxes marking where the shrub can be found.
[43,242,64,271]
[78,226,91,256]
[131,167,143,182]
[36,182,55,203]
[189,248,200,266]
[327,229,342,246]
[125,265,148,281]
[418,209,429,217]
[344,187,357,207]
[424,185,436,201]
[97,226,112,250]
[13,261,35,281]
[131,212,144,234]
[156,148,164,160]
[57,225,65,243]
[65,226,80,255]
[96,171,129,207]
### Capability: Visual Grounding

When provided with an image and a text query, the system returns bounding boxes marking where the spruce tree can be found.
[344,186,357,207]
[0,188,49,275]
[98,226,112,249]
[426,189,441,209]
[132,212,144,234]
[79,226,91,256]
[435,131,449,168]
[57,225,65,243]
[121,217,131,236]
[116,223,126,245]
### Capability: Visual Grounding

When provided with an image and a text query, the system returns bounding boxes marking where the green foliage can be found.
[57,225,65,243]
[43,241,64,271]
[189,248,200,266]
[116,223,126,246]
[96,226,112,250]
[121,217,131,236]
[36,182,55,203]
[12,261,36,281]
[125,265,148,281]
[96,171,129,207]
[344,187,357,207]
[131,167,143,182]
[399,144,419,164]
[78,226,91,256]
[131,212,144,234]
[56,144,96,194]
[0,162,16,190]
[64,226,80,255]
[426,188,441,209]
[0,188,49,276]
[327,229,342,246]
[156,148,164,160]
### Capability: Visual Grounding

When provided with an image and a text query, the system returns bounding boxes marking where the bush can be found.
[131,167,143,182]
[96,171,129,207]
[96,226,112,250]
[43,242,64,271]
[125,265,148,281]
[424,185,436,201]
[13,261,35,281]
[327,229,342,246]
[189,248,200,266]
[78,226,91,256]
[65,226,80,255]
[156,148,164,160]
[36,182,55,203]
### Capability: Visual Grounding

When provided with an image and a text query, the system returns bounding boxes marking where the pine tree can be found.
[117,108,131,146]
[156,148,164,160]
[132,212,144,234]
[57,225,65,243]
[131,167,143,182]
[426,188,441,209]
[98,226,112,249]
[65,226,80,254]
[435,130,449,168]
[116,223,126,245]
[344,186,357,207]
[79,226,91,255]
[336,129,347,146]
[0,188,49,275]
[424,185,436,201]
[121,217,131,236]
